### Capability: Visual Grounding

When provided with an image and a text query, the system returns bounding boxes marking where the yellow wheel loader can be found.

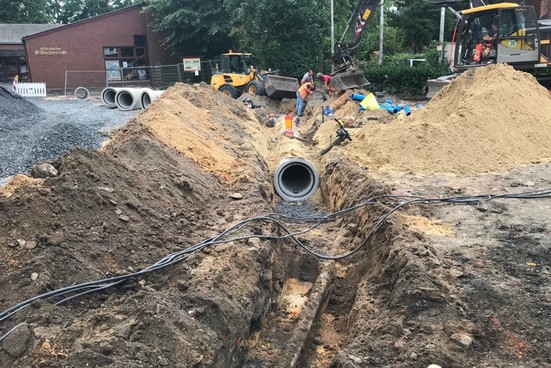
[210,52,299,100]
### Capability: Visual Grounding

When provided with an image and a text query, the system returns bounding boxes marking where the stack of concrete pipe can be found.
[101,87,165,110]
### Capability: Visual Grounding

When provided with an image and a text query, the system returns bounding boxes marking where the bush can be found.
[361,63,450,98]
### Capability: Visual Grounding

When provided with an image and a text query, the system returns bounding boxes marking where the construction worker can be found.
[301,70,313,85]
[474,21,498,63]
[316,72,333,95]
[12,74,19,92]
[296,82,314,117]
[482,22,499,61]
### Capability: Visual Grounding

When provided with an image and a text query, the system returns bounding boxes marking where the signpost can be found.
[183,58,201,76]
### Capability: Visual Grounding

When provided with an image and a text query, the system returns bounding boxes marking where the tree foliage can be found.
[388,0,442,53]
[0,0,51,23]
[145,0,232,58]
[0,0,135,24]
[52,0,135,24]
[223,0,329,78]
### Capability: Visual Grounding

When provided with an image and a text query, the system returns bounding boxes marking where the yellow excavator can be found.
[210,52,299,100]
[330,0,379,90]
[426,1,551,97]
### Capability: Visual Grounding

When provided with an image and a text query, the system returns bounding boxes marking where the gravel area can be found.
[0,85,137,183]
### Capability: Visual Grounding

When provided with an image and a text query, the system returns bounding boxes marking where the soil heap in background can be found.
[345,64,551,175]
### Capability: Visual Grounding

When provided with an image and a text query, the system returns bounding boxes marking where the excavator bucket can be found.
[264,75,299,100]
[331,68,370,91]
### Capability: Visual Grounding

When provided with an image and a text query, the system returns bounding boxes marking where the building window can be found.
[103,40,148,81]
[0,57,28,83]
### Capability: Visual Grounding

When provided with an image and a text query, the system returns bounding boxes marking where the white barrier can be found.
[15,83,47,97]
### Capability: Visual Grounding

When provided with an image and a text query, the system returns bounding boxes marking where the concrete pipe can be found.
[74,87,90,100]
[101,87,123,107]
[140,89,165,109]
[116,88,148,111]
[273,158,319,202]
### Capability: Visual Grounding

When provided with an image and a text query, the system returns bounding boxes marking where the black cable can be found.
[1,187,550,337]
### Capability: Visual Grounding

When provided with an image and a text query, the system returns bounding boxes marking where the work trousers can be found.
[296,92,305,116]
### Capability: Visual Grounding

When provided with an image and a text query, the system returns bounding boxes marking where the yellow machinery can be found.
[427,2,551,97]
[210,52,298,100]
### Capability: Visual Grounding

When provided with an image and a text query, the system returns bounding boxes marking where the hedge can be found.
[361,63,451,98]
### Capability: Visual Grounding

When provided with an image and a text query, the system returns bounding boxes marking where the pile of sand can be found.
[105,83,267,185]
[345,64,551,175]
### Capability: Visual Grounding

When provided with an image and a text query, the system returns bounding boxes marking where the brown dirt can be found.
[1,64,550,368]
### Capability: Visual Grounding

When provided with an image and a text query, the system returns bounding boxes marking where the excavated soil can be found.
[1,64,550,368]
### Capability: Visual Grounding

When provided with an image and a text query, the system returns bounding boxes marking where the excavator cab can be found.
[452,4,540,72]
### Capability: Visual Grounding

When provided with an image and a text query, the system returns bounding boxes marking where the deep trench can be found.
[232,158,394,367]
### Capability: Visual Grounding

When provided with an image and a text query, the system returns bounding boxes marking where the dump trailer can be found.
[211,52,298,100]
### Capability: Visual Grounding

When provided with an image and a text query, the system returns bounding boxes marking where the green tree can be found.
[0,0,51,23]
[54,0,135,24]
[145,0,232,58]
[389,0,441,52]
[223,0,328,78]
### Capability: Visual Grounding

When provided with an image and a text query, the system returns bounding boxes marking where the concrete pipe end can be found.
[116,88,147,111]
[101,87,123,107]
[274,158,319,202]
[74,87,90,101]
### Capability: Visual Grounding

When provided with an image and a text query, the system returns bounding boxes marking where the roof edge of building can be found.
[22,2,146,41]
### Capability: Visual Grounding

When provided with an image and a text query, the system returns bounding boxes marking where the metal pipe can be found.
[273,158,319,202]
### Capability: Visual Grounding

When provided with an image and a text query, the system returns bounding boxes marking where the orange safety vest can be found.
[298,82,314,99]
[473,43,483,62]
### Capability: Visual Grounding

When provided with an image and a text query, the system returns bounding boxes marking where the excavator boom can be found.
[331,0,380,90]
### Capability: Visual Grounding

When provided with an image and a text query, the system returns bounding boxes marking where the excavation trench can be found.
[0,85,430,367]
[4,69,550,367]
[234,152,395,367]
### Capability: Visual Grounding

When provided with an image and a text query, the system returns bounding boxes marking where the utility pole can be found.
[379,1,384,65]
[331,0,335,72]
[438,7,445,62]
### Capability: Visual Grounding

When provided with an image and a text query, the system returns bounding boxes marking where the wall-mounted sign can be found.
[34,47,68,56]
[183,58,201,72]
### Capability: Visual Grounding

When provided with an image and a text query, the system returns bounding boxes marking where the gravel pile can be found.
[0,85,137,182]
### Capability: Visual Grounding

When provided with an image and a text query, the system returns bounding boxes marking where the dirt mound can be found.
[111,84,275,185]
[344,64,551,175]
[0,84,277,367]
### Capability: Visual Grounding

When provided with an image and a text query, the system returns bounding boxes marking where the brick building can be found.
[0,24,60,83]
[22,4,176,90]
